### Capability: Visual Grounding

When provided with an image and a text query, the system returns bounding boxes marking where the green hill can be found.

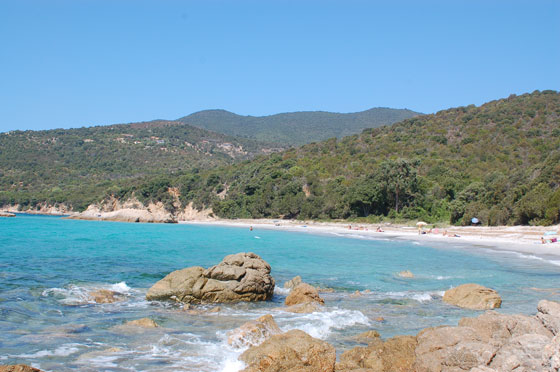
[0,120,278,210]
[136,90,559,226]
[177,107,420,146]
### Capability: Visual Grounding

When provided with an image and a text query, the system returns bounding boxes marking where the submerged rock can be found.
[283,275,302,290]
[89,289,124,304]
[146,252,275,304]
[228,314,282,348]
[398,270,414,278]
[443,283,502,310]
[355,330,381,342]
[124,318,158,328]
[239,329,336,372]
[285,283,324,306]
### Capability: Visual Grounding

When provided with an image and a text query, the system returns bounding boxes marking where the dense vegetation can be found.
[178,107,419,146]
[2,91,559,226]
[128,91,560,226]
[0,120,275,210]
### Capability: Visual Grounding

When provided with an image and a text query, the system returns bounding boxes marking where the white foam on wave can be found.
[12,343,83,358]
[41,281,133,305]
[383,290,444,303]
[282,308,370,339]
[274,287,290,296]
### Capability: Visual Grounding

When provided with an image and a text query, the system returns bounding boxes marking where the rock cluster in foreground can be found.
[146,252,275,304]
[235,300,560,372]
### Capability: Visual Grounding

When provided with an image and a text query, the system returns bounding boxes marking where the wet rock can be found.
[283,276,302,290]
[0,212,16,217]
[537,299,560,335]
[239,329,336,372]
[124,318,158,328]
[146,252,275,304]
[317,286,336,293]
[89,289,124,304]
[350,290,362,298]
[355,330,380,342]
[228,314,282,348]
[284,302,321,314]
[285,283,324,306]
[77,347,122,362]
[398,270,414,278]
[337,335,417,372]
[0,366,44,372]
[443,283,502,310]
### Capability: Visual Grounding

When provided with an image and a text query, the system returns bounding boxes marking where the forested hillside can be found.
[121,91,560,226]
[0,120,277,210]
[178,107,419,146]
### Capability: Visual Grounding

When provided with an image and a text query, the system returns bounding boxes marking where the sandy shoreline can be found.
[180,219,560,261]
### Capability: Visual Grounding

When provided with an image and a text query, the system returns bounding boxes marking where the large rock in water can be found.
[443,283,502,310]
[146,252,275,304]
[239,329,336,372]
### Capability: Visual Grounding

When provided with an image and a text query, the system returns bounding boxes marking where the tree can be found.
[377,159,419,213]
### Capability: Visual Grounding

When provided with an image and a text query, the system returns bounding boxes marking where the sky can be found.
[1,0,559,132]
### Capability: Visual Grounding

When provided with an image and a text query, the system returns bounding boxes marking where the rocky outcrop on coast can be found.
[234,299,560,372]
[228,314,282,348]
[66,196,214,223]
[0,211,16,217]
[146,252,275,304]
[443,283,502,310]
[240,329,337,372]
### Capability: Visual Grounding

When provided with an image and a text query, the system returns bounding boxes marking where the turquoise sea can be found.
[1,214,560,371]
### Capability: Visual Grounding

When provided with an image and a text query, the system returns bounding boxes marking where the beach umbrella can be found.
[471,217,479,224]
[544,231,557,236]
[416,221,428,227]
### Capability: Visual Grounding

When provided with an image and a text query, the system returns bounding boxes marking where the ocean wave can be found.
[282,308,370,339]
[273,287,290,296]
[12,343,83,358]
[380,290,444,303]
[41,281,133,306]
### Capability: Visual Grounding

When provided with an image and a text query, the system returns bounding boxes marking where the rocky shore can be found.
[3,253,559,372]
[0,211,16,217]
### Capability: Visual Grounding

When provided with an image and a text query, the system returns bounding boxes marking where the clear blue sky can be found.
[1,0,559,132]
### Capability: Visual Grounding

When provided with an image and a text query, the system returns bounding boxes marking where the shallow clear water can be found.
[1,214,560,371]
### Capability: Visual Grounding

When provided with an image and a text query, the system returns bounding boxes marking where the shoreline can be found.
[180,219,560,261]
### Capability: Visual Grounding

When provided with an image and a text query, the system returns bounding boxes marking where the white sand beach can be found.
[181,219,560,260]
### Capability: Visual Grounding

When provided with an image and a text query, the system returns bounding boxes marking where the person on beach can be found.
[376,226,384,232]
[250,226,253,231]
[541,237,547,244]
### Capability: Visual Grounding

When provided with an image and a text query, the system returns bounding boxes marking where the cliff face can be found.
[68,197,213,223]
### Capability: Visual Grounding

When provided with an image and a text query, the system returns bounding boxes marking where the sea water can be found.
[1,214,560,371]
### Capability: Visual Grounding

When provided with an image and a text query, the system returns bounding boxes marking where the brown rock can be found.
[317,287,336,293]
[284,302,321,314]
[350,290,362,298]
[443,283,502,310]
[398,270,414,278]
[355,330,381,342]
[0,366,44,372]
[124,318,158,328]
[285,283,324,306]
[146,253,275,304]
[537,299,560,335]
[89,289,123,304]
[489,333,551,371]
[228,314,282,348]
[542,334,560,370]
[284,276,302,289]
[239,329,336,372]
[338,335,417,372]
